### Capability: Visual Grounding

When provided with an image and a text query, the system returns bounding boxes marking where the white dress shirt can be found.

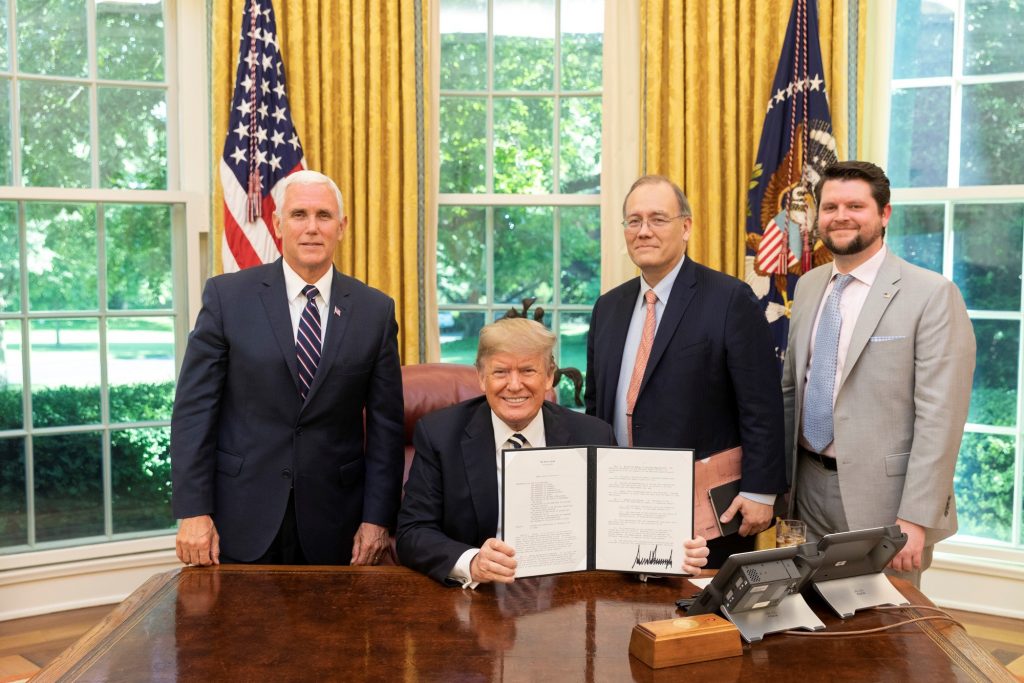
[282,259,333,349]
[800,245,888,456]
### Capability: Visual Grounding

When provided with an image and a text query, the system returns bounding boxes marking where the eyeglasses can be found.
[621,214,686,232]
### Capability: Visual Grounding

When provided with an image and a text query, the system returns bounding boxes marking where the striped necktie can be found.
[506,433,528,449]
[296,285,322,400]
[625,289,658,446]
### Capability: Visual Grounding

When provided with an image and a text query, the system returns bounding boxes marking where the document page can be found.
[594,448,693,574]
[503,447,589,578]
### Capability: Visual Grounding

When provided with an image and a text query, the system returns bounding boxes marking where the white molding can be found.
[0,534,176,572]
[923,545,1024,619]
[0,550,179,622]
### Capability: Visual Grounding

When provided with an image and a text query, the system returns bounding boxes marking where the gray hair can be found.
[273,170,345,218]
[475,318,556,374]
[622,174,692,218]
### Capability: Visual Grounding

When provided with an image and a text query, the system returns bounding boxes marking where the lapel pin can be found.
[883,292,892,299]
[334,306,341,317]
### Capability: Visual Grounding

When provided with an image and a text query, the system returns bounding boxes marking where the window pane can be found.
[439,96,486,193]
[969,320,1018,427]
[494,0,554,91]
[963,0,1024,76]
[886,204,943,273]
[0,79,11,185]
[559,96,601,194]
[494,205,553,304]
[19,81,91,188]
[561,0,603,91]
[17,0,88,77]
[892,0,953,79]
[955,432,1014,543]
[108,317,175,423]
[26,203,98,311]
[439,310,485,364]
[440,0,486,91]
[105,204,173,310]
[34,431,104,542]
[438,206,486,305]
[0,320,23,430]
[31,318,100,428]
[557,311,589,406]
[960,82,1024,186]
[952,203,1024,311]
[0,438,26,549]
[0,201,18,312]
[112,426,172,534]
[494,97,553,193]
[99,87,168,189]
[96,0,165,81]
[560,206,600,305]
[0,0,7,70]
[887,87,949,188]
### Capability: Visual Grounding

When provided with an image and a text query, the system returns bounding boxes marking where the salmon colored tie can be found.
[626,290,658,446]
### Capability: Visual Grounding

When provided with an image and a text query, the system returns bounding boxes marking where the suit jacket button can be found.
[282,467,292,479]
[296,427,303,435]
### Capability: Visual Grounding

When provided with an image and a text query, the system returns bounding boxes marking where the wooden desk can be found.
[37,566,1014,682]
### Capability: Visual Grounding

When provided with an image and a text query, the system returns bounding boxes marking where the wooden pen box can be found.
[629,614,742,668]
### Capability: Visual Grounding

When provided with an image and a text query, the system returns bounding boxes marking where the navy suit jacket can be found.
[170,260,405,564]
[396,397,615,584]
[585,258,786,496]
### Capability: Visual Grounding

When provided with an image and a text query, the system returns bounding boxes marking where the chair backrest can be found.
[401,363,483,443]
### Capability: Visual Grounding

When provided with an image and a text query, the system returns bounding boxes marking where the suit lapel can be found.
[258,260,302,397]
[302,268,351,407]
[542,403,570,446]
[839,251,901,389]
[642,258,697,394]
[461,402,499,538]
[601,280,640,418]
[791,266,832,403]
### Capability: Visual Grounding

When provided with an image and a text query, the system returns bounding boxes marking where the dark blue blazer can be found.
[170,260,405,564]
[396,397,615,584]
[585,257,786,496]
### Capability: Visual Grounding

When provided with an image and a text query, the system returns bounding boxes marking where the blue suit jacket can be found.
[396,397,615,584]
[585,257,786,496]
[170,260,405,564]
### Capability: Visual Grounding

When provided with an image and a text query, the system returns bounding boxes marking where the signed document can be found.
[503,447,694,578]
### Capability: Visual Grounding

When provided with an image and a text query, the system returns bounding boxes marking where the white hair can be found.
[272,170,345,218]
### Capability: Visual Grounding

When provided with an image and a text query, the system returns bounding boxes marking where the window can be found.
[886,0,1024,548]
[436,0,603,403]
[0,0,188,555]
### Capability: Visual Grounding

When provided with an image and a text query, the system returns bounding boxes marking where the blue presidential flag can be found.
[744,0,838,368]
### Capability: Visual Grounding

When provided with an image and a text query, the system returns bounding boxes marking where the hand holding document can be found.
[502,447,695,578]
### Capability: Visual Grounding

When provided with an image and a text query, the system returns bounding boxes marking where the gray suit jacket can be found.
[782,249,975,546]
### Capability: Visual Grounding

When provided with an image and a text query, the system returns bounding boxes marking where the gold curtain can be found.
[640,0,864,277]
[212,0,431,362]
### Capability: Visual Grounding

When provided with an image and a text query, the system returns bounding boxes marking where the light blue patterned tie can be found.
[803,274,854,452]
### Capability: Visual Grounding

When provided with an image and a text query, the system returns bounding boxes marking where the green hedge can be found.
[0,382,174,548]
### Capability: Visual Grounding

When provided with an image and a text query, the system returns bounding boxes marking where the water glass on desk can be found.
[776,519,806,548]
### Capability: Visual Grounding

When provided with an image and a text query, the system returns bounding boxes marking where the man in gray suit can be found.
[782,160,975,586]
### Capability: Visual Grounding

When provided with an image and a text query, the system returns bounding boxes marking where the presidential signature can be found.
[631,545,674,570]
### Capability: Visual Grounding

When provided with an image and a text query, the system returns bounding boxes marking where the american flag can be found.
[220,0,305,272]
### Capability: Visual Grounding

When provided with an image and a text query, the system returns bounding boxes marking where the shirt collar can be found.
[282,259,334,304]
[830,244,886,288]
[641,254,686,303]
[490,407,546,450]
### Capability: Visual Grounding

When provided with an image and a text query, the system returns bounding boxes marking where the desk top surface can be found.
[36,565,1014,682]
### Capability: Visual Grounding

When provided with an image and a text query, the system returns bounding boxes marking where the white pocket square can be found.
[868,335,907,342]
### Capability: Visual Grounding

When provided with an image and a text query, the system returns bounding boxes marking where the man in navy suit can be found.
[585,175,787,565]
[171,170,404,566]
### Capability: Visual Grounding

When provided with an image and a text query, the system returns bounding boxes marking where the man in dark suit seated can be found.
[170,170,404,567]
[397,318,710,587]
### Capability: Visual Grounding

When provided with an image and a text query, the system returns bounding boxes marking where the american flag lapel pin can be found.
[334,305,341,317]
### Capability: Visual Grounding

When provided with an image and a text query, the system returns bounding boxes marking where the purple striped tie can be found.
[296,285,321,400]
